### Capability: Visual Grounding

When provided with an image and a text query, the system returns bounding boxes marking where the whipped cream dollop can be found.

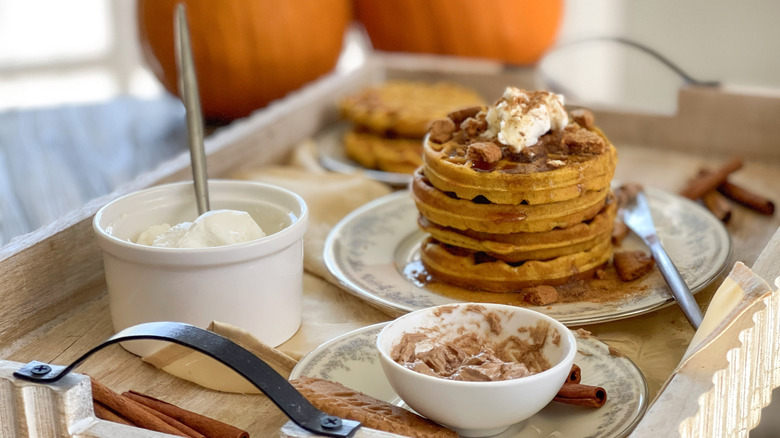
[484,87,568,153]
[136,209,266,248]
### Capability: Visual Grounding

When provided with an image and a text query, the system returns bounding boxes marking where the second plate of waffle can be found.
[323,189,730,325]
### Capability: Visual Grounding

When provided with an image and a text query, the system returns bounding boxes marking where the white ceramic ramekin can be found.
[93,180,308,357]
[377,303,576,437]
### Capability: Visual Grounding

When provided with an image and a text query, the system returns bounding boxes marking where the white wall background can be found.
[0,0,160,110]
[545,0,780,114]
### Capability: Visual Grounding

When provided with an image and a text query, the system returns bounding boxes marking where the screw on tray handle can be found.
[13,321,361,438]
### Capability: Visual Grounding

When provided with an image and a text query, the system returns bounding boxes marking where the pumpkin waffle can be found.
[412,87,619,294]
[411,168,611,233]
[343,130,423,174]
[417,195,617,262]
[419,235,613,292]
[422,128,617,205]
[338,80,485,174]
[339,80,486,138]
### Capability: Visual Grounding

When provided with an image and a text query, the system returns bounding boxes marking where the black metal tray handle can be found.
[13,321,361,438]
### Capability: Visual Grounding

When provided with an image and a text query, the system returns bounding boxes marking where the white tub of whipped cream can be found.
[93,180,308,357]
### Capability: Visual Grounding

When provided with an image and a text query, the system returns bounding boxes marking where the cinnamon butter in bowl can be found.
[377,303,576,437]
[93,180,308,357]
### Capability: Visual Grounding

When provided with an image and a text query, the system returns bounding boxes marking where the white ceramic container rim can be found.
[377,303,578,387]
[92,179,308,266]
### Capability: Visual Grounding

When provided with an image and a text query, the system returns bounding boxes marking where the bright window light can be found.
[0,0,110,66]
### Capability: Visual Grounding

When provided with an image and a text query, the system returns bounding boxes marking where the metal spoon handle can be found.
[647,238,703,328]
[175,3,209,215]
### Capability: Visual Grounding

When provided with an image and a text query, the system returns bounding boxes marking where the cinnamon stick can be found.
[134,402,205,438]
[696,167,775,215]
[680,157,743,200]
[90,379,190,437]
[717,180,775,215]
[554,382,607,408]
[567,364,581,384]
[702,191,732,223]
[93,401,134,426]
[124,390,249,438]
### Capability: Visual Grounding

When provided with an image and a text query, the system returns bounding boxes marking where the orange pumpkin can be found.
[353,0,563,66]
[137,0,352,122]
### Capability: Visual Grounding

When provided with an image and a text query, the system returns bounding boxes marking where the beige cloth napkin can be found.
[230,139,393,282]
[142,140,395,390]
[143,321,297,394]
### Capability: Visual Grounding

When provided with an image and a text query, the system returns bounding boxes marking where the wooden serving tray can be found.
[1,53,779,437]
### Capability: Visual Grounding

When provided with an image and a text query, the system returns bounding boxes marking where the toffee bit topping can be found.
[460,114,488,137]
[467,142,503,164]
[614,251,656,281]
[390,317,554,382]
[570,108,596,130]
[428,88,610,169]
[560,125,607,155]
[428,118,456,144]
[614,183,644,208]
[612,220,629,246]
[447,106,483,126]
[521,285,559,305]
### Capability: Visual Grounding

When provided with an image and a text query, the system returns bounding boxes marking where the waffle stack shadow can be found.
[412,98,618,295]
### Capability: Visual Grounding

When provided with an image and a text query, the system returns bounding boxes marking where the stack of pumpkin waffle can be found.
[339,81,485,174]
[412,88,618,292]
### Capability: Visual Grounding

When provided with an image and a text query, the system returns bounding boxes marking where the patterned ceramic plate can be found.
[323,188,731,325]
[288,323,649,438]
[316,122,413,187]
